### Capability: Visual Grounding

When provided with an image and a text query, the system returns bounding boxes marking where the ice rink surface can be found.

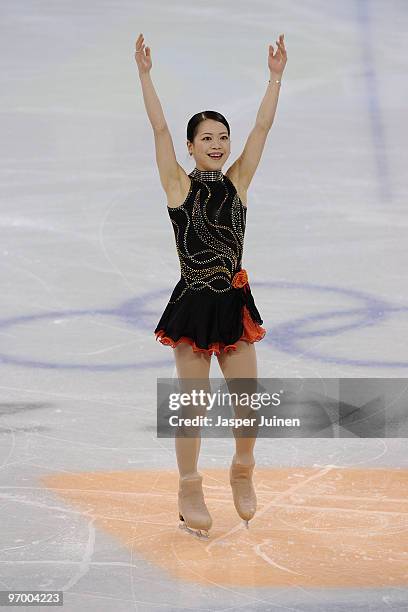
[0,0,407,610]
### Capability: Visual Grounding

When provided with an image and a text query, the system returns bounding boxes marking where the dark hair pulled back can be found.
[186,110,230,144]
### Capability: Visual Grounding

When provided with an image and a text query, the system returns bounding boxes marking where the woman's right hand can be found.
[134,33,152,74]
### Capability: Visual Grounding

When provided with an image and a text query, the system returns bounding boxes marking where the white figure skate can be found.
[229,455,257,528]
[178,473,212,539]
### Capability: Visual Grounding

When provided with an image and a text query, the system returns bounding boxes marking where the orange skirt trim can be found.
[154,305,266,356]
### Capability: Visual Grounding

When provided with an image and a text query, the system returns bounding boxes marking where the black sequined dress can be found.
[154,166,266,356]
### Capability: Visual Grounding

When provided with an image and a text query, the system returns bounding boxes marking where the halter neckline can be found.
[190,167,223,182]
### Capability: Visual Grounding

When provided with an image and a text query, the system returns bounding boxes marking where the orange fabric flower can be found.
[232,268,248,289]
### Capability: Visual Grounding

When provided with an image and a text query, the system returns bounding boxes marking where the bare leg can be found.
[173,343,213,537]
[216,340,259,463]
[173,343,211,478]
[216,340,259,526]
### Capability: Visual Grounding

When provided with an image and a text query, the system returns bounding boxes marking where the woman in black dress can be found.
[135,32,287,537]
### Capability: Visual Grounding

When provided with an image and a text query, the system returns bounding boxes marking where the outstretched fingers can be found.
[135,33,144,51]
[276,34,286,56]
[269,34,286,59]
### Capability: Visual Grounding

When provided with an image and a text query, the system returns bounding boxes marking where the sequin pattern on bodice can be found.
[167,168,246,304]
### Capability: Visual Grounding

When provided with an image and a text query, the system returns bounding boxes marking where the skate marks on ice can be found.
[41,466,408,588]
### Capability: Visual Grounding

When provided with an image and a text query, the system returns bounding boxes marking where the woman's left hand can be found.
[268,34,287,77]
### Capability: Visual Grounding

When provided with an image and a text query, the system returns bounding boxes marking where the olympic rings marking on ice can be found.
[0,281,406,370]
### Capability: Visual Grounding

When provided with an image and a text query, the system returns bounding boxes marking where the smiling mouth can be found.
[208,154,223,158]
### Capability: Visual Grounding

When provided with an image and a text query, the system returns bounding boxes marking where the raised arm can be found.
[226,34,287,192]
[134,34,184,193]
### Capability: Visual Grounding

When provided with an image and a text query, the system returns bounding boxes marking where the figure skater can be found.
[135,32,287,537]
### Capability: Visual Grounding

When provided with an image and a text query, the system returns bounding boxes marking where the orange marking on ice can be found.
[40,467,408,587]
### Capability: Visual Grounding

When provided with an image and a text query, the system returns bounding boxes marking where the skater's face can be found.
[187,119,231,170]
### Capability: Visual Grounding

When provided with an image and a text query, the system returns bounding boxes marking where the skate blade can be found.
[178,522,209,539]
